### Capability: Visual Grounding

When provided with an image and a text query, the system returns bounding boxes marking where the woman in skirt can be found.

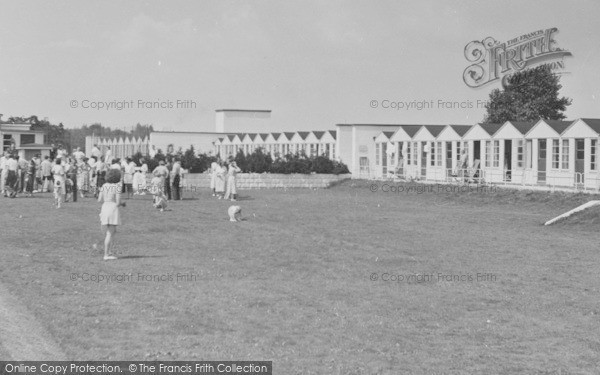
[98,168,122,260]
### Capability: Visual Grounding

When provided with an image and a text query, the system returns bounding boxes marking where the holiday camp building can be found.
[0,120,52,159]
[355,118,600,190]
[86,110,600,191]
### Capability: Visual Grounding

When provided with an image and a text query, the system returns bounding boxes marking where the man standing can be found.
[5,154,19,198]
[104,146,113,165]
[41,156,53,192]
[91,144,102,160]
[0,152,7,197]
[171,157,182,200]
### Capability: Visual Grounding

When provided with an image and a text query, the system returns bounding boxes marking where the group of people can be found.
[210,160,241,201]
[0,152,41,198]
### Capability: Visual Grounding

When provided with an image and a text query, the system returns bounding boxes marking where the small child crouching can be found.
[150,176,168,212]
[228,205,242,222]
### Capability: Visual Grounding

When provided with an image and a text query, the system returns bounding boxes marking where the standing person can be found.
[77,157,91,198]
[95,158,107,198]
[52,158,66,208]
[5,154,19,198]
[224,160,241,201]
[215,162,226,199]
[0,152,7,197]
[171,157,182,200]
[164,158,172,201]
[25,158,36,197]
[33,154,42,192]
[123,157,135,199]
[73,147,85,162]
[17,155,28,193]
[91,144,102,160]
[98,168,122,261]
[104,146,113,165]
[41,156,53,192]
[210,161,219,197]
[132,167,146,195]
[152,160,169,194]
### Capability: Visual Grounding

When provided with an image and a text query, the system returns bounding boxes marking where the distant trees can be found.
[483,64,572,123]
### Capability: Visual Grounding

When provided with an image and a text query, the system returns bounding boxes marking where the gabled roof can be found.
[312,131,325,140]
[399,125,423,137]
[245,133,257,141]
[283,132,295,141]
[270,132,281,140]
[383,131,395,139]
[227,134,236,141]
[449,125,472,137]
[328,130,337,140]
[258,133,269,141]
[479,123,503,136]
[544,120,572,135]
[579,118,600,134]
[423,125,445,137]
[297,131,310,140]
[509,121,537,135]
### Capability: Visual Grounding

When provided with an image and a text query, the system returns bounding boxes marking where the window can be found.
[430,142,436,166]
[561,139,569,169]
[592,140,598,171]
[413,142,418,166]
[516,140,524,168]
[493,140,500,168]
[375,144,380,166]
[436,142,442,166]
[552,139,560,169]
[406,143,412,165]
[331,144,336,160]
[485,141,491,167]
[526,140,532,169]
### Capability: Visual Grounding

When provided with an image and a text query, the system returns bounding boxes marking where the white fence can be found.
[356,167,600,193]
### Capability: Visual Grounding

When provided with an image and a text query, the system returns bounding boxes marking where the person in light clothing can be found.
[132,167,147,195]
[210,161,219,196]
[52,158,66,208]
[214,162,226,199]
[98,168,123,260]
[224,161,241,201]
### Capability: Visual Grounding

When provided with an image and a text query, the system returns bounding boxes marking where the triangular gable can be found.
[462,124,492,141]
[450,125,472,137]
[437,125,463,141]
[423,125,445,137]
[227,134,236,142]
[562,119,600,138]
[283,132,295,141]
[328,130,337,140]
[374,131,393,143]
[297,131,310,140]
[526,119,565,138]
[258,133,269,141]
[493,121,525,139]
[479,123,503,136]
[312,131,325,140]
[412,126,435,141]
[580,118,600,134]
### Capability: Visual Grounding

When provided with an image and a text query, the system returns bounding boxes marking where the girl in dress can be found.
[215,161,226,199]
[224,161,241,201]
[24,158,36,197]
[210,161,219,196]
[52,158,66,208]
[78,157,91,198]
[98,168,123,260]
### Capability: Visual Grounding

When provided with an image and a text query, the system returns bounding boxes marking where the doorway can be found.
[538,139,546,183]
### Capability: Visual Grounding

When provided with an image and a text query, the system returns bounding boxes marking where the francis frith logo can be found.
[463,27,572,88]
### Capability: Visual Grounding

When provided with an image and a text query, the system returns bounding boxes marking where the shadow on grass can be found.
[117,255,168,259]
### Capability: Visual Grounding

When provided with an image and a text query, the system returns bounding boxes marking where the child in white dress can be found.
[98,169,123,260]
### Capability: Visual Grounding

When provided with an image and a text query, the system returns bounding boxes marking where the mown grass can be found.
[0,182,599,374]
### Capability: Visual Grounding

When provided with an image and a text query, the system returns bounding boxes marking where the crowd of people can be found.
[2,143,244,260]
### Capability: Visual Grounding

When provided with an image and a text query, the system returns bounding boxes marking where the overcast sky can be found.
[1,0,598,132]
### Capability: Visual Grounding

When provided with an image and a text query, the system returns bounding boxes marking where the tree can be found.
[483,64,572,123]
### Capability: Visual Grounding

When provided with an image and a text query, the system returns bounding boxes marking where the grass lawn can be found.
[1,181,599,374]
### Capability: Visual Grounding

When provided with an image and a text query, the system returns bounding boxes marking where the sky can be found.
[1,0,599,132]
